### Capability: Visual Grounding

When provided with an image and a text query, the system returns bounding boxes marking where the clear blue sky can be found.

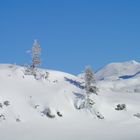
[0,0,140,74]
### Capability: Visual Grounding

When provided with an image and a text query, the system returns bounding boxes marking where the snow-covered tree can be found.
[31,40,41,69]
[25,40,49,80]
[75,66,104,119]
[84,66,98,96]
[83,66,98,108]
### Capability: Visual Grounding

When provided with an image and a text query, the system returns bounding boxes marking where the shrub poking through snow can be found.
[42,108,55,118]
[0,114,5,120]
[74,92,86,109]
[3,101,10,106]
[75,99,86,110]
[0,103,2,108]
[24,66,49,80]
[95,112,104,119]
[57,111,63,117]
[16,118,21,122]
[134,113,140,118]
[34,105,40,109]
[115,104,126,111]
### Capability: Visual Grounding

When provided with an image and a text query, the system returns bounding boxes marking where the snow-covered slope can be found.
[0,63,140,140]
[0,64,84,122]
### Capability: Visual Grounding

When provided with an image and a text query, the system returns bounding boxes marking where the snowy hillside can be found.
[0,62,140,140]
[0,64,83,122]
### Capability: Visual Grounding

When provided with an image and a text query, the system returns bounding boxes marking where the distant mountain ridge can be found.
[95,60,140,80]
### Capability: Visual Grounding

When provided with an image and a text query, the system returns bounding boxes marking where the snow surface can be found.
[0,62,140,140]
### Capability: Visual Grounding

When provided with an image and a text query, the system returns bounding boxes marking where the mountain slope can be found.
[0,63,140,140]
[0,64,84,122]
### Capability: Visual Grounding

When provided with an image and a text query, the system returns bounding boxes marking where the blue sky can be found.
[0,0,140,74]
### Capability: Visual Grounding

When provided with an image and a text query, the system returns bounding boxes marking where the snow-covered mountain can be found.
[0,62,140,140]
[95,60,140,80]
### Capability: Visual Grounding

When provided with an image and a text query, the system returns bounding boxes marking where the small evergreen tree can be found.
[84,66,98,95]
[25,40,49,80]
[84,66,98,108]
[75,67,104,119]
[31,40,41,69]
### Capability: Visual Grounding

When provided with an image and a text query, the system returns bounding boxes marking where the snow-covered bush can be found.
[74,92,95,110]
[57,111,63,117]
[95,112,104,119]
[115,104,126,111]
[134,113,140,118]
[16,118,21,122]
[0,103,2,108]
[134,88,140,93]
[0,114,5,121]
[42,108,55,118]
[24,66,49,80]
[74,98,86,110]
[34,105,40,109]
[34,70,49,80]
[3,101,10,106]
